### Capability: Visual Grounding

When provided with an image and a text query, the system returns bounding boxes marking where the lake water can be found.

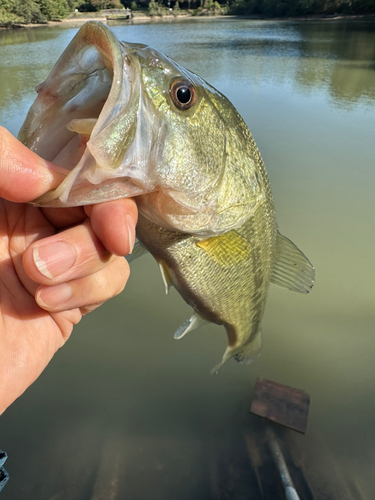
[0,17,375,499]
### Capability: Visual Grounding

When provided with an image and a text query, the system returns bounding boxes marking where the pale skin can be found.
[0,126,138,415]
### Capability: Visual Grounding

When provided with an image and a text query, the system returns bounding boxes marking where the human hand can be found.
[0,127,137,414]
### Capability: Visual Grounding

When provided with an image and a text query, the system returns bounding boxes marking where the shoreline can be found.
[2,12,375,30]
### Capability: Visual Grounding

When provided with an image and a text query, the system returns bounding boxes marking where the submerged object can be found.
[19,22,314,371]
[0,450,9,492]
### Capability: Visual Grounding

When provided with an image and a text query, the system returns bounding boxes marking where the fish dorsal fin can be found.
[126,241,148,263]
[271,232,315,294]
[174,312,208,340]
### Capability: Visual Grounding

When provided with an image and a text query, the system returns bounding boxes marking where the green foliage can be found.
[205,0,225,12]
[38,0,69,20]
[148,0,163,15]
[227,0,375,16]
[77,0,97,11]
[227,0,258,14]
[66,0,81,8]
[0,7,23,26]
[148,0,157,14]
[0,0,15,10]
[83,0,123,9]
[1,0,375,26]
[11,0,47,23]
[0,0,83,24]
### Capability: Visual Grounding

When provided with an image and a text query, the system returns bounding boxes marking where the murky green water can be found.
[0,18,375,499]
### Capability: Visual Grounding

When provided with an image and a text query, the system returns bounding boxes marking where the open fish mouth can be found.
[19,22,162,207]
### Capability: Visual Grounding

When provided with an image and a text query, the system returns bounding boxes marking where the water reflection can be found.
[0,28,75,135]
[176,20,375,107]
[0,19,375,133]
[0,26,57,47]
[295,21,375,105]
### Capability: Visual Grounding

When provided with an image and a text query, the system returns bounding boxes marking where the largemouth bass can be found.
[19,22,315,372]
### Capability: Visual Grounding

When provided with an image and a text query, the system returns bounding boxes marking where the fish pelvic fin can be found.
[270,232,315,294]
[158,260,173,295]
[211,329,262,374]
[174,312,208,340]
[126,241,148,263]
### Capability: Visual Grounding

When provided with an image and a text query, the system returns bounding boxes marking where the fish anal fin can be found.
[196,230,251,268]
[174,312,208,340]
[211,329,262,374]
[271,232,315,294]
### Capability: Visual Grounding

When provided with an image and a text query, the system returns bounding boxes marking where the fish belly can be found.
[136,200,277,362]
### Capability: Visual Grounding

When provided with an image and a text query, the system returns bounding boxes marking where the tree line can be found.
[0,0,78,25]
[0,0,121,25]
[228,0,375,16]
[1,0,375,26]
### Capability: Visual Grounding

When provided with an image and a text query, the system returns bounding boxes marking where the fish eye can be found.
[170,79,197,111]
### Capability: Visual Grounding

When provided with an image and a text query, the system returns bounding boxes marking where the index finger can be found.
[0,126,67,203]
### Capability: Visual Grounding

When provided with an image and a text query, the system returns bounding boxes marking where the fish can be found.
[18,21,315,372]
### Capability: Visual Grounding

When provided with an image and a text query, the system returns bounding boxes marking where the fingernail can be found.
[37,284,73,309]
[126,214,135,254]
[44,160,69,176]
[33,241,77,279]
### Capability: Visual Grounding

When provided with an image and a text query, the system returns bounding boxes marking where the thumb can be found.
[0,126,67,203]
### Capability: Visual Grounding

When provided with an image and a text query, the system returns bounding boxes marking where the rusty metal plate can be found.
[250,378,310,433]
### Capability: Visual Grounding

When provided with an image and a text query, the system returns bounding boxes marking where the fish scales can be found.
[18,21,315,371]
[136,112,278,368]
[137,195,277,369]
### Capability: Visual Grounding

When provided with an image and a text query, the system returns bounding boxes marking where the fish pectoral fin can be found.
[196,230,252,268]
[126,241,148,263]
[270,232,315,294]
[211,329,262,374]
[174,312,208,340]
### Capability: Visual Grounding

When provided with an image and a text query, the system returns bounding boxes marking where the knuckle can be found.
[95,258,130,299]
[111,259,130,297]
